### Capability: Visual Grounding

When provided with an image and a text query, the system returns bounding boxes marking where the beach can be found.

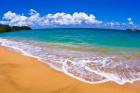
[0,0,140,92]
[0,46,140,93]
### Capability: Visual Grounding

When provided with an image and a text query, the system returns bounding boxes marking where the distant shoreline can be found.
[29,28,140,32]
[0,23,140,33]
[0,24,31,33]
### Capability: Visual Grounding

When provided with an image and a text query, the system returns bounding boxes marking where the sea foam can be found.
[0,37,140,85]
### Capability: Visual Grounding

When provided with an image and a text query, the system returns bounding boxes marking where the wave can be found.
[0,37,140,85]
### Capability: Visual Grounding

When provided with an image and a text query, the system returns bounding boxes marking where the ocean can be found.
[0,28,140,84]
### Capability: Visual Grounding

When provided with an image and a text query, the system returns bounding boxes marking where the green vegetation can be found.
[0,24,11,32]
[0,24,31,33]
[11,26,31,31]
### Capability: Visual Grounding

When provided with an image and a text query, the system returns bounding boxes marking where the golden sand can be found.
[0,46,140,93]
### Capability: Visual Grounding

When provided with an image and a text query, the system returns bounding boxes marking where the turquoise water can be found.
[0,28,140,84]
[0,28,140,48]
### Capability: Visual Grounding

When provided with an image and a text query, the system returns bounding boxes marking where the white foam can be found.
[62,59,110,84]
[0,37,140,85]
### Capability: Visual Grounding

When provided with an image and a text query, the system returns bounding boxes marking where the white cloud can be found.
[0,9,136,29]
[128,18,132,21]
[2,11,28,26]
[102,21,130,29]
[3,11,17,20]
[105,22,121,27]
[128,21,134,25]
[0,9,102,28]
[127,17,134,25]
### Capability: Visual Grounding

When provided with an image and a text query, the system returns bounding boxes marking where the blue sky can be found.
[0,0,140,28]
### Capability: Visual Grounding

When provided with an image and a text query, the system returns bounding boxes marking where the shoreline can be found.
[0,46,140,93]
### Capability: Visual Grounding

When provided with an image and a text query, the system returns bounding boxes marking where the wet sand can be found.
[0,46,140,93]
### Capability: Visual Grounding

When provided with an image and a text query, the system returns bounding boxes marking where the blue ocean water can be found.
[0,28,140,84]
[1,28,140,48]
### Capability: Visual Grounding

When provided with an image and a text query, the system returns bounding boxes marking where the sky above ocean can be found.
[0,0,140,29]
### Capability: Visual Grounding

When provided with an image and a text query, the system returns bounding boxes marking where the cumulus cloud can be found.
[0,9,136,29]
[1,11,28,26]
[127,17,134,25]
[0,9,102,28]
[3,11,17,20]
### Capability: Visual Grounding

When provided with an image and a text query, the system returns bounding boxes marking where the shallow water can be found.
[0,28,140,84]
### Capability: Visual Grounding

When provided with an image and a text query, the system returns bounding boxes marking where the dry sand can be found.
[0,46,140,93]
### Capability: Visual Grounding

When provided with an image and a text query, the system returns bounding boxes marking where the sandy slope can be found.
[0,46,140,93]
